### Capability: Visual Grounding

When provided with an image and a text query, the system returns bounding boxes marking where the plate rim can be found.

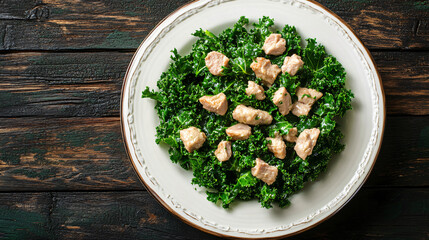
[120,0,386,238]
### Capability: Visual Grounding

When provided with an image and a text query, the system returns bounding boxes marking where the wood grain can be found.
[0,192,53,240]
[365,116,429,187]
[318,0,429,50]
[0,116,427,191]
[372,51,429,115]
[0,117,143,191]
[0,0,428,51]
[0,51,428,117]
[0,0,190,51]
[0,51,130,117]
[0,189,427,239]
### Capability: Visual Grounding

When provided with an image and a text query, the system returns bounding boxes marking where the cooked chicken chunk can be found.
[292,87,323,116]
[272,87,292,116]
[251,158,278,185]
[262,33,286,56]
[294,128,320,160]
[250,57,281,87]
[283,127,298,142]
[281,54,304,76]
[215,140,232,162]
[232,104,273,126]
[267,133,286,159]
[291,102,310,117]
[205,51,229,76]
[199,93,228,116]
[246,81,266,100]
[180,127,206,153]
[296,87,323,104]
[226,123,252,140]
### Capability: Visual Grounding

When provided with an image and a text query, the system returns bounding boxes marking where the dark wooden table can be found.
[0,0,428,239]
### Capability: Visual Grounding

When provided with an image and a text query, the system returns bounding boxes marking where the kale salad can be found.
[142,17,354,209]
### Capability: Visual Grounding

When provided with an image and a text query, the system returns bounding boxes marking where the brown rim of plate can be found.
[120,0,386,239]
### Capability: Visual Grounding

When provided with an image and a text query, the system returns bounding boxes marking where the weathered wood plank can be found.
[0,51,427,117]
[364,116,429,187]
[0,117,143,191]
[0,0,427,50]
[0,192,53,240]
[0,116,427,191]
[0,0,190,50]
[0,189,427,239]
[318,0,429,50]
[50,191,218,240]
[372,51,429,115]
[0,51,131,117]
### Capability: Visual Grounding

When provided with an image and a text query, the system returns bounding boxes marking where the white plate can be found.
[121,0,385,238]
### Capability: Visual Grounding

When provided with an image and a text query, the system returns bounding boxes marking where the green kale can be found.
[142,16,353,209]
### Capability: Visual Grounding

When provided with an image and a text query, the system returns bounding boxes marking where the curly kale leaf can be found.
[268,121,293,137]
[141,87,163,102]
[280,24,302,56]
[303,38,326,70]
[250,16,275,44]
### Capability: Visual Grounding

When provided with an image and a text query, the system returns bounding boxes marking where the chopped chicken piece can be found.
[205,51,229,76]
[272,87,292,116]
[215,141,232,162]
[291,87,323,116]
[199,93,228,116]
[296,87,323,104]
[281,54,304,76]
[250,57,281,87]
[246,81,266,100]
[283,127,298,142]
[232,104,272,126]
[291,102,311,117]
[294,128,320,160]
[180,127,206,153]
[267,133,286,159]
[262,33,286,56]
[226,123,252,140]
[251,158,278,185]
